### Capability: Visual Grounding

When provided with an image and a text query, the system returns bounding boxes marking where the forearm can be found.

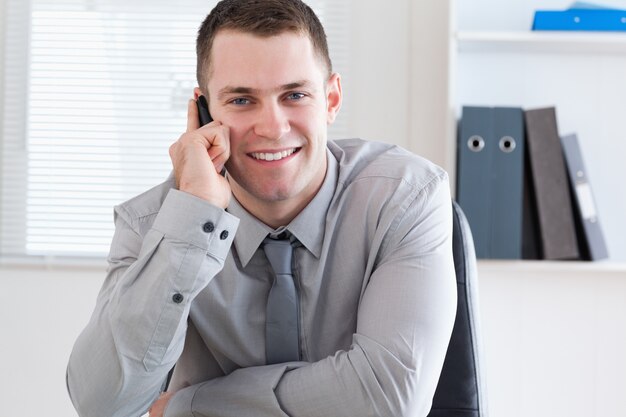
[164,173,456,417]
[67,189,239,417]
[275,333,444,417]
[164,327,452,417]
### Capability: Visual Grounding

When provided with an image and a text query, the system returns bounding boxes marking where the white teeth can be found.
[252,148,297,161]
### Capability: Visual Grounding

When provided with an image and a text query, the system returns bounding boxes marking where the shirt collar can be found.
[228,148,339,267]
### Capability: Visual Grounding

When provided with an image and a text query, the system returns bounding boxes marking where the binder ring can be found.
[499,136,516,153]
[468,135,485,152]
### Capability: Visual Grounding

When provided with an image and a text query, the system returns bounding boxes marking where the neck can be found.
[242,197,310,229]
[229,171,326,229]
[229,185,319,229]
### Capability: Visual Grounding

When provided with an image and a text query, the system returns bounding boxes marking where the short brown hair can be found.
[196,0,332,92]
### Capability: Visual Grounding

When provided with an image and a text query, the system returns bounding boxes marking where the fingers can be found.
[183,96,230,167]
[148,391,174,417]
[186,99,200,133]
[170,133,232,207]
[171,95,232,206]
[206,124,231,171]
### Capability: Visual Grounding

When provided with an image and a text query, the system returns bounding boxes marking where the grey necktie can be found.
[263,236,300,364]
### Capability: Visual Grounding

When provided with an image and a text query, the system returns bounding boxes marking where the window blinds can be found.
[0,0,350,261]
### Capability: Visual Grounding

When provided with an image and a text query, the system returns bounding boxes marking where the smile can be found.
[250,148,299,161]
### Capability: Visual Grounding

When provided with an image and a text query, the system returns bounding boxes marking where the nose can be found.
[253,103,290,140]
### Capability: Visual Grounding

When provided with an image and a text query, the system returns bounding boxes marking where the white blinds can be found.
[1,0,350,261]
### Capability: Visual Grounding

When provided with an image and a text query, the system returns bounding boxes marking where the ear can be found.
[326,73,342,125]
[193,87,203,100]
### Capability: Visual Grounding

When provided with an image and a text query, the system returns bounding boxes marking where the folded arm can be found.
[164,178,457,417]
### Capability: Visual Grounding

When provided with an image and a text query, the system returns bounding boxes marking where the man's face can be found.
[206,30,341,214]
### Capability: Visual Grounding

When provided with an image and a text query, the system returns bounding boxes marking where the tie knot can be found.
[263,237,293,275]
[269,230,289,240]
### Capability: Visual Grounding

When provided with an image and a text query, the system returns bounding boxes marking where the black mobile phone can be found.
[197,95,213,126]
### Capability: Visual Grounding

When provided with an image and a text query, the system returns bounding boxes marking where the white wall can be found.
[343,0,454,169]
[0,266,104,416]
[342,0,411,149]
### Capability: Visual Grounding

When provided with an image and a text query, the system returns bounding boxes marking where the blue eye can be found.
[287,92,305,101]
[231,98,250,105]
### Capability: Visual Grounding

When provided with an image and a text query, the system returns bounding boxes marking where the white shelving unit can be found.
[452,15,626,264]
[440,2,626,416]
[454,28,626,264]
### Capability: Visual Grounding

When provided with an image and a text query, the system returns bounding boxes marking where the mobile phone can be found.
[196,95,213,126]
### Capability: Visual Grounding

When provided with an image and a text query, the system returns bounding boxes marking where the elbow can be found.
[372,363,439,417]
[353,334,443,417]
[67,352,150,417]
[67,353,163,417]
[393,368,441,417]
[66,360,124,417]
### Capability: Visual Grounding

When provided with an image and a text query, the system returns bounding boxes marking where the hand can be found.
[148,391,174,417]
[169,99,232,208]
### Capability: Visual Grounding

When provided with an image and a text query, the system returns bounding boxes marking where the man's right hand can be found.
[169,99,232,208]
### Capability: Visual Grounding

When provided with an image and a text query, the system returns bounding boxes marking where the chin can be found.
[229,174,296,203]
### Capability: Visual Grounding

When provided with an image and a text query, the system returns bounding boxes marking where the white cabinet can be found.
[477,260,626,417]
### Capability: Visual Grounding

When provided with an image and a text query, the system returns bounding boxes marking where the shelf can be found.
[456,30,626,54]
[477,259,626,276]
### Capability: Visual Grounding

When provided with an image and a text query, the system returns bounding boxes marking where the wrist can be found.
[179,185,230,209]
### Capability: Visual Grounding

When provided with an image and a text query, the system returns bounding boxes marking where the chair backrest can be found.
[427,201,488,417]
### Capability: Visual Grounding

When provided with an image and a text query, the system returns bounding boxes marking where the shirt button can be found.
[172,293,184,304]
[219,230,229,240]
[202,222,215,233]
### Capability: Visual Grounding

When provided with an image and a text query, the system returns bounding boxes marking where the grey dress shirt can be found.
[67,139,457,417]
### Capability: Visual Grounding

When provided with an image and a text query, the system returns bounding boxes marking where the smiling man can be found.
[197,29,338,226]
[67,1,457,417]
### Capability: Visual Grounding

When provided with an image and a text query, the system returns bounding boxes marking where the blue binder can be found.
[533,6,626,31]
[456,106,525,259]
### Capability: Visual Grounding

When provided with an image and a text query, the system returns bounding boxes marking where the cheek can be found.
[224,126,250,153]
[221,113,256,141]
[293,111,326,139]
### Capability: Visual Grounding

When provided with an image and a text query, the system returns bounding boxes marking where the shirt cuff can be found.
[152,189,239,260]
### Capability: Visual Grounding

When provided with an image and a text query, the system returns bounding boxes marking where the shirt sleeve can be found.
[163,175,457,417]
[66,189,239,417]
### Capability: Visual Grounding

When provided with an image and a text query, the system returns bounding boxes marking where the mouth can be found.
[249,147,301,162]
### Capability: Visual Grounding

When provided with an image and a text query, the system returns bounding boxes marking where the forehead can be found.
[208,30,327,91]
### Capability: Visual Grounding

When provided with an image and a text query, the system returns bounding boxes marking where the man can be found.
[67,1,457,416]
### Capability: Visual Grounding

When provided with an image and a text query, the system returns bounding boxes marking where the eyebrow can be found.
[216,80,315,100]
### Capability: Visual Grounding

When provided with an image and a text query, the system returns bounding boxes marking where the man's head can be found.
[196,0,332,93]
[193,0,342,228]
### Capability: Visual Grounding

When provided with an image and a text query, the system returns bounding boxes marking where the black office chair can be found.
[428,201,488,417]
